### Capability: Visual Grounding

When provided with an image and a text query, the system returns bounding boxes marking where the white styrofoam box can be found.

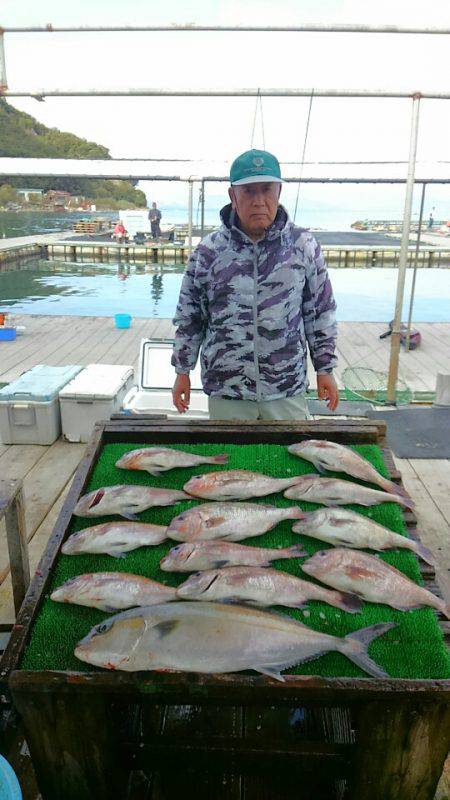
[123,387,208,417]
[59,364,134,442]
[0,364,82,445]
[122,339,208,417]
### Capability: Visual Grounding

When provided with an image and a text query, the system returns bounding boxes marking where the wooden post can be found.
[351,700,450,800]
[0,480,30,617]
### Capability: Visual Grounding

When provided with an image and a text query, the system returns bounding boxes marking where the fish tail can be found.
[381,478,415,507]
[396,492,416,510]
[286,506,305,520]
[209,454,229,464]
[411,540,436,566]
[343,622,396,678]
[281,545,307,559]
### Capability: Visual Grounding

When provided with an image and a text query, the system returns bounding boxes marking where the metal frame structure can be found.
[0,21,449,402]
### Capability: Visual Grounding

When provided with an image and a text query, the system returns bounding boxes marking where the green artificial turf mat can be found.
[21,442,450,679]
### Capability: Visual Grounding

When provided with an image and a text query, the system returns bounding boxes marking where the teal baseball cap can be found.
[230,149,282,186]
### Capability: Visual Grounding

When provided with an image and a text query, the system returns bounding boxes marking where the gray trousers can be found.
[208,393,310,421]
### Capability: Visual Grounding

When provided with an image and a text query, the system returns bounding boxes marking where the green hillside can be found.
[0,100,146,209]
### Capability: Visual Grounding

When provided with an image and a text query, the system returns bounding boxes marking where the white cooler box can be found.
[123,339,208,417]
[60,364,134,442]
[0,364,82,445]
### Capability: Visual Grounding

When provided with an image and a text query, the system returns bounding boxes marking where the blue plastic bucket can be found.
[114,313,131,329]
[0,755,22,800]
[0,328,16,342]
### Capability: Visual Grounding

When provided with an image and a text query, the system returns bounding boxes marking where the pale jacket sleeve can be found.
[171,246,209,374]
[301,234,338,374]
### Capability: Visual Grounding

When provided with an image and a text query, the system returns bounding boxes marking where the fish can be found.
[51,572,177,612]
[115,447,228,476]
[74,601,395,678]
[184,470,304,501]
[160,541,307,572]
[176,566,362,613]
[288,440,413,503]
[61,521,168,558]
[167,502,304,542]
[292,508,435,565]
[302,548,450,618]
[284,475,414,510]
[73,485,190,520]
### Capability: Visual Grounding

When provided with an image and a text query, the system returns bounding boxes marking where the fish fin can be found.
[102,605,120,613]
[213,560,230,568]
[121,510,140,521]
[343,622,396,678]
[146,469,162,476]
[255,665,286,682]
[205,517,227,528]
[209,454,229,464]
[335,592,364,614]
[153,620,179,637]
[315,462,328,475]
[413,542,436,566]
[106,551,126,559]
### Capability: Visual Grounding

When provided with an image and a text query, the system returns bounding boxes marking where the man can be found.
[149,201,162,239]
[171,149,338,420]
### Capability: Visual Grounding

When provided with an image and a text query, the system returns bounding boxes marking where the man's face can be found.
[152,202,157,208]
[229,182,281,238]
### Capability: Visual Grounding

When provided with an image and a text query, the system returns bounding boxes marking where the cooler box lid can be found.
[0,364,82,403]
[138,339,202,392]
[59,364,134,401]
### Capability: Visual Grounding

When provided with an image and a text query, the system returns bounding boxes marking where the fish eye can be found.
[97,622,111,634]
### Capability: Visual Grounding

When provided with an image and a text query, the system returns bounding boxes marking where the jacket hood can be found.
[219,203,290,242]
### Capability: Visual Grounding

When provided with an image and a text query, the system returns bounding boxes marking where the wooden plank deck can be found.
[2,316,450,390]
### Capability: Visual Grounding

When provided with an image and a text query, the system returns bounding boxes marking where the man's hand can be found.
[317,373,339,411]
[172,374,191,414]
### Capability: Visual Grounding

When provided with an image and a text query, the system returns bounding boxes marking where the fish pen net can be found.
[342,367,412,406]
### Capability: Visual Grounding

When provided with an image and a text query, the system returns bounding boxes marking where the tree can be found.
[0,184,19,204]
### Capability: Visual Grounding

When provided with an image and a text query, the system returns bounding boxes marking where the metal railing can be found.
[0,20,449,402]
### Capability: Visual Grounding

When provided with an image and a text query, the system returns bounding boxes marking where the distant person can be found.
[112,221,127,242]
[428,212,434,229]
[171,148,338,420]
[149,202,162,239]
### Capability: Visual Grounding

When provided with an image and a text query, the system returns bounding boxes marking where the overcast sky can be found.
[1,0,449,216]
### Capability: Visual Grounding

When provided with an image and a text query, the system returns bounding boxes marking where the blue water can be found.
[0,263,449,322]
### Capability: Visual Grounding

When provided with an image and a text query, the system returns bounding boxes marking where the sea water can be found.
[0,263,449,322]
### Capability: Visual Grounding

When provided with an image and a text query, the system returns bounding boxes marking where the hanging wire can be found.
[293,89,314,223]
[195,186,202,227]
[250,88,265,150]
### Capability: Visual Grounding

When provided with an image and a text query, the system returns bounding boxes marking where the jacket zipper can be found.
[252,244,262,401]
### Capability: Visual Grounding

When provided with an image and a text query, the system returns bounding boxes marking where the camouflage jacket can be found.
[171,204,337,401]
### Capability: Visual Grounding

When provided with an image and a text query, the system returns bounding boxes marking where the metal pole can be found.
[0,32,8,90]
[405,182,426,351]
[3,87,450,99]
[2,24,450,33]
[200,180,205,238]
[386,95,421,404]
[188,180,193,257]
